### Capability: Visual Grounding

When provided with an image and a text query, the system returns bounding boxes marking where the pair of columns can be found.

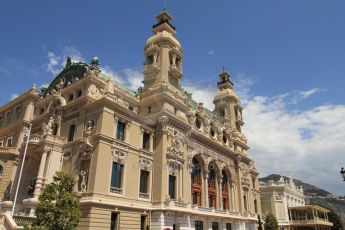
[202,169,232,210]
[33,149,50,198]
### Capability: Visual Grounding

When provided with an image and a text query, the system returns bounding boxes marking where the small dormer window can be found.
[68,94,74,101]
[147,55,154,65]
[15,107,21,119]
[195,116,202,129]
[6,137,13,147]
[210,127,216,137]
[40,108,45,115]
[222,132,227,144]
[219,108,225,118]
[77,90,82,97]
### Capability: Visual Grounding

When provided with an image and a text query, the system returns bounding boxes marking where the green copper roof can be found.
[42,57,100,96]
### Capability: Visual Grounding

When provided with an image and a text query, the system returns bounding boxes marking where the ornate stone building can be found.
[0,10,260,230]
[260,176,333,230]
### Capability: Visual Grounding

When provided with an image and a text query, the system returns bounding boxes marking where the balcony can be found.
[0,146,16,155]
[169,65,182,78]
[144,64,160,76]
[290,218,333,226]
[27,134,41,145]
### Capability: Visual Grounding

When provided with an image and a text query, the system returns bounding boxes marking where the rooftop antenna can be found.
[222,66,225,72]
[163,0,167,11]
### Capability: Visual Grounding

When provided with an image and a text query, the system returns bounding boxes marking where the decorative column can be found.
[204,168,209,208]
[150,133,154,152]
[33,149,49,198]
[230,182,236,211]
[219,177,223,210]
[125,122,131,143]
[140,128,144,148]
[114,117,118,138]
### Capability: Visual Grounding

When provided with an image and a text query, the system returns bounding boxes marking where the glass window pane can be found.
[169,175,176,199]
[111,162,123,188]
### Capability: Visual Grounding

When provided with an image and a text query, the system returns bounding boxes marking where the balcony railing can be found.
[110,187,122,194]
[0,146,16,155]
[139,192,149,199]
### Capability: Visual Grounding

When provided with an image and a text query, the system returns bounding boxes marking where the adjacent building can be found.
[260,176,333,230]
[0,10,261,230]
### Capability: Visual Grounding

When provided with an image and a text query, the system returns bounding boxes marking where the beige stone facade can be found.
[260,177,333,230]
[0,10,260,230]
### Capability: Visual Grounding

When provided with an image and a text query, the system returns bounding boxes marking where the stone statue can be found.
[42,116,54,135]
[80,170,88,193]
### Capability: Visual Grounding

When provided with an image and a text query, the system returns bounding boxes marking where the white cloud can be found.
[45,46,85,75]
[243,90,345,195]
[10,93,19,100]
[183,82,216,111]
[182,73,344,195]
[61,46,84,64]
[290,88,324,104]
[208,50,215,55]
[124,69,144,90]
[46,51,60,74]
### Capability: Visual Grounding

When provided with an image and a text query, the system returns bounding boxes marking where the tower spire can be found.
[153,9,176,35]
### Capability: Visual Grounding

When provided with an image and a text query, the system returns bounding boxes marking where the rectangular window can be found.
[243,195,248,211]
[195,221,203,230]
[142,132,150,150]
[212,222,219,230]
[148,106,151,113]
[0,115,3,127]
[110,212,118,230]
[219,108,225,117]
[139,170,149,194]
[77,90,82,97]
[67,124,76,142]
[0,140,3,147]
[116,121,126,141]
[169,175,176,200]
[15,107,21,119]
[193,192,198,205]
[52,124,58,136]
[68,94,74,101]
[226,223,232,230]
[6,137,13,147]
[140,215,147,230]
[6,111,12,122]
[111,162,123,191]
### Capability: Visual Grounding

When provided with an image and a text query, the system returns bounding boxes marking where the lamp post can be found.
[340,167,345,181]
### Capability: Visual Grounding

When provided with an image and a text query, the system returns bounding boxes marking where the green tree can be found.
[258,214,263,230]
[33,172,80,230]
[328,211,343,230]
[265,213,279,230]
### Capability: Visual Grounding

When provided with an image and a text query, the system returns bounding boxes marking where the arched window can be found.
[222,131,227,144]
[210,127,216,137]
[191,158,202,206]
[195,116,202,129]
[222,170,229,210]
[208,163,217,208]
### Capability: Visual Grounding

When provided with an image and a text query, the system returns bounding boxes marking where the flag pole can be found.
[11,123,32,216]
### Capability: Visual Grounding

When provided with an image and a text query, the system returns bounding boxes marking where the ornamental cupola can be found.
[213,69,244,132]
[142,9,183,92]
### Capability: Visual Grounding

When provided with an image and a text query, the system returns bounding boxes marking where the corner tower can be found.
[142,10,183,91]
[213,69,244,132]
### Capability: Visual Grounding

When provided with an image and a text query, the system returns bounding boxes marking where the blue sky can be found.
[1,1,345,195]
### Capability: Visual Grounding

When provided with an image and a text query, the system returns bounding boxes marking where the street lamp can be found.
[340,167,345,181]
